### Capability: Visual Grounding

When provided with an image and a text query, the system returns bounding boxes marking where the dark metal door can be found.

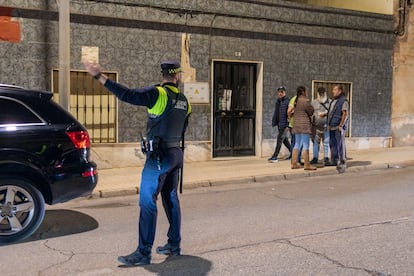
[213,61,256,157]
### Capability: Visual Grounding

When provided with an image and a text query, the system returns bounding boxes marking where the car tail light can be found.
[66,131,91,149]
[82,169,97,177]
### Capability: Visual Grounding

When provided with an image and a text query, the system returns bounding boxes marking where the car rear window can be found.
[36,99,79,124]
[0,98,43,125]
[15,96,78,124]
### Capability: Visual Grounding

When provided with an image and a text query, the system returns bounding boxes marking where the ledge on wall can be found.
[91,137,392,169]
[262,136,392,158]
[91,141,212,169]
[346,136,392,150]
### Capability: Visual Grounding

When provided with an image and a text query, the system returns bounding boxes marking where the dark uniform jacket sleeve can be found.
[104,79,159,108]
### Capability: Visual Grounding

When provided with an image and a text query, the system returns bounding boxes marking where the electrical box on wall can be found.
[184,82,209,104]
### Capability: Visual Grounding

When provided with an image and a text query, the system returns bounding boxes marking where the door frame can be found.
[210,59,263,159]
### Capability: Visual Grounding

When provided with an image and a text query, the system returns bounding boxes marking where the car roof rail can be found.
[0,83,25,89]
[0,83,53,100]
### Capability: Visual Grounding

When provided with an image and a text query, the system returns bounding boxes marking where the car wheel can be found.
[0,178,45,244]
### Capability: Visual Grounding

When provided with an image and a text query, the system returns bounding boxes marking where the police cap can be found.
[161,60,183,74]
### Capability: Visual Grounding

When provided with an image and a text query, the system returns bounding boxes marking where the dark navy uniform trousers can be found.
[137,147,182,256]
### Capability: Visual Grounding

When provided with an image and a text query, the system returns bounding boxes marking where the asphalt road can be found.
[2,166,414,276]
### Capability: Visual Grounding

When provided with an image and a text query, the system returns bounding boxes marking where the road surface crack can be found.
[283,239,390,276]
[38,240,74,276]
[199,217,412,275]
[279,217,412,275]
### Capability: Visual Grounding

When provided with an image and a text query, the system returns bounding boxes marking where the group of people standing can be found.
[269,84,348,173]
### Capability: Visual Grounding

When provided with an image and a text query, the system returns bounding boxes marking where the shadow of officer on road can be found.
[123,254,212,275]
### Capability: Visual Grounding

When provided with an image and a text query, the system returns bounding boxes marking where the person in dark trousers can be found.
[268,86,291,162]
[84,60,191,266]
[327,84,348,173]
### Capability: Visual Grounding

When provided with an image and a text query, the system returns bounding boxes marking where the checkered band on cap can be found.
[161,60,183,74]
[168,68,182,74]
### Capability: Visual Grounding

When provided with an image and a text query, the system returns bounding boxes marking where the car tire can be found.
[0,178,45,244]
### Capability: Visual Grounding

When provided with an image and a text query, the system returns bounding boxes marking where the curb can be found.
[90,160,414,199]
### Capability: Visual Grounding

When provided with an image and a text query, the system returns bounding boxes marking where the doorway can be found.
[212,61,258,157]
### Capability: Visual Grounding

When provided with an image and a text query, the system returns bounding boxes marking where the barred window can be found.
[52,70,117,143]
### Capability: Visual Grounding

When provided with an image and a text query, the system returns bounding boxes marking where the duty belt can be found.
[164,141,181,148]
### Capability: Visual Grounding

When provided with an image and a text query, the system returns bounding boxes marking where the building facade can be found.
[0,0,399,167]
[393,1,414,147]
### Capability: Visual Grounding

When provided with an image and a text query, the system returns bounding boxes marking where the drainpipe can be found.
[59,0,70,111]
[395,0,412,37]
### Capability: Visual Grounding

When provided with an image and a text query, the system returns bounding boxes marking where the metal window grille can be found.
[52,70,117,143]
[213,61,257,157]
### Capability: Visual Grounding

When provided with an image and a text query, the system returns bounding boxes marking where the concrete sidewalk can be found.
[92,146,414,198]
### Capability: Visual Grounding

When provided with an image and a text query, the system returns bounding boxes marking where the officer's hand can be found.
[83,60,101,78]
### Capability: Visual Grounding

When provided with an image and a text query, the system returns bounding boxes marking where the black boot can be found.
[118,250,151,266]
[325,158,337,166]
[310,157,318,164]
[156,243,181,256]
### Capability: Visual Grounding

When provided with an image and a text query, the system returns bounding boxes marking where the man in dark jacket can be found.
[268,86,291,162]
[328,84,348,173]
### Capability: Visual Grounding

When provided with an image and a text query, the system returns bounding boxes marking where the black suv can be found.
[0,84,98,244]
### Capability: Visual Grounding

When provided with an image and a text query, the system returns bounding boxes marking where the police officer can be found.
[84,60,191,266]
